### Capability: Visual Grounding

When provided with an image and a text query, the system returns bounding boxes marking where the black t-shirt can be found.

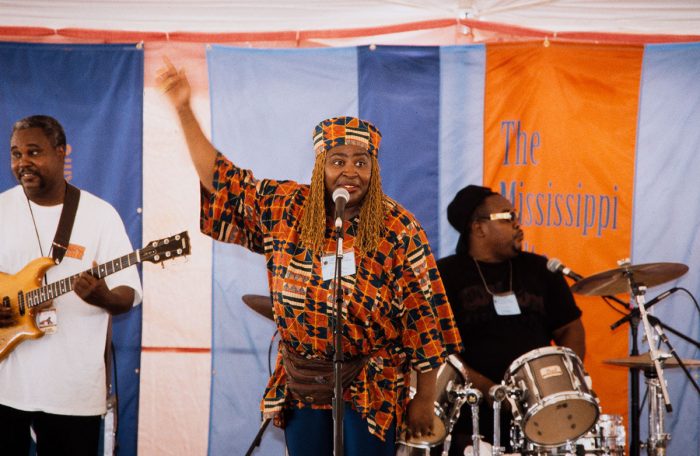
[437,251,582,384]
[437,251,582,453]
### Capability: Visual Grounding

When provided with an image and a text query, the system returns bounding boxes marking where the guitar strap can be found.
[51,182,81,264]
[49,183,117,413]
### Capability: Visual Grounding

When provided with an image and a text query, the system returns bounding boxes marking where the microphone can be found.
[610,287,680,330]
[332,187,350,228]
[645,287,680,308]
[547,258,584,282]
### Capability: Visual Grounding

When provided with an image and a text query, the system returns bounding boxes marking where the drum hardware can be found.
[585,413,627,456]
[604,346,700,456]
[464,387,484,456]
[572,259,697,456]
[489,384,508,456]
[511,413,627,455]
[509,419,524,453]
[641,369,671,456]
[441,381,469,456]
[619,267,672,456]
[605,347,700,456]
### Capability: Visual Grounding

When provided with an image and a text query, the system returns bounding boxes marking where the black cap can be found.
[447,185,497,254]
[447,185,497,234]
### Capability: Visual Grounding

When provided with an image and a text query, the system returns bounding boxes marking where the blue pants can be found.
[285,406,396,456]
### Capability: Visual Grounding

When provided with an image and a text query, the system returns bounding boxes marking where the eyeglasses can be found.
[476,210,518,222]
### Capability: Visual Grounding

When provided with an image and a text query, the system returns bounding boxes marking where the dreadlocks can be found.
[299,151,386,257]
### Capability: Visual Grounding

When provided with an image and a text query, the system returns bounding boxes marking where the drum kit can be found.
[242,261,699,456]
[396,345,607,456]
[393,260,699,456]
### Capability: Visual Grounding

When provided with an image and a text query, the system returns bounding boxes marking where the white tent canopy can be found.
[1,0,699,36]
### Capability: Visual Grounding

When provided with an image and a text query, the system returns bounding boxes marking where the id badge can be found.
[321,251,356,281]
[37,305,58,334]
[493,292,521,316]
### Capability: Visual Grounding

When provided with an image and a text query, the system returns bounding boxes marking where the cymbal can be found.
[570,262,688,296]
[241,294,274,321]
[604,352,700,369]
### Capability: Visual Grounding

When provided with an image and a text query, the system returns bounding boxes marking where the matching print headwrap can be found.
[313,116,382,157]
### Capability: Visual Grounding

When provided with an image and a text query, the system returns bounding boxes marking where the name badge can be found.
[493,292,521,316]
[321,251,356,281]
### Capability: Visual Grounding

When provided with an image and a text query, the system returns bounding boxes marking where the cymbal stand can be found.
[643,367,671,456]
[642,315,700,456]
[623,264,672,456]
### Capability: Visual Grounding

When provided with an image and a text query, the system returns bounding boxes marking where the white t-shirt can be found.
[0,185,143,416]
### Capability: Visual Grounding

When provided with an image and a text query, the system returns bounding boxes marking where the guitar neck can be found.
[26,251,141,309]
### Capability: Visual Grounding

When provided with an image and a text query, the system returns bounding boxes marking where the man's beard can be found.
[17,169,46,192]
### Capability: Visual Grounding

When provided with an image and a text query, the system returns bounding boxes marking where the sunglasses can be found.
[476,210,518,222]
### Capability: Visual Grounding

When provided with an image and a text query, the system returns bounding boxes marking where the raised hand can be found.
[155,56,218,191]
[156,56,192,112]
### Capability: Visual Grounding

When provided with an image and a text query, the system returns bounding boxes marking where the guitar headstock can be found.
[140,231,191,265]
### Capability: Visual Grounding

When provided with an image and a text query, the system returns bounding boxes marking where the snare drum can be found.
[397,354,470,451]
[513,413,625,456]
[504,346,599,447]
[571,414,626,455]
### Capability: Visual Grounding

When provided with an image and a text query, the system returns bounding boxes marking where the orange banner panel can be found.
[484,41,644,429]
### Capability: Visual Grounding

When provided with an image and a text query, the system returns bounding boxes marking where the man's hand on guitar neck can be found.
[72,261,135,316]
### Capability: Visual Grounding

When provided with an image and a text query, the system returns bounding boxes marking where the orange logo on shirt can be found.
[65,244,85,260]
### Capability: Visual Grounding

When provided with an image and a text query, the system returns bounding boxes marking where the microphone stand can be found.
[629,314,642,456]
[612,290,700,349]
[245,418,271,456]
[332,216,345,456]
[649,317,700,349]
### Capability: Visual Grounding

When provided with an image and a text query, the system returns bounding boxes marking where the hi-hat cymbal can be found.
[570,262,688,296]
[241,294,274,321]
[604,351,700,369]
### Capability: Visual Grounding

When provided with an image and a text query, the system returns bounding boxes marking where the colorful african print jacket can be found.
[200,152,462,440]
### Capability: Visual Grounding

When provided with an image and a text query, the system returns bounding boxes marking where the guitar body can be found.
[0,257,56,361]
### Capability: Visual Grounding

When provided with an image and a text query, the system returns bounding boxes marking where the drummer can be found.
[436,185,585,454]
